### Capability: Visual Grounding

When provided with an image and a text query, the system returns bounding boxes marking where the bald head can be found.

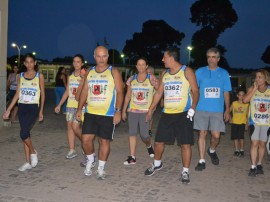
[94,46,109,67]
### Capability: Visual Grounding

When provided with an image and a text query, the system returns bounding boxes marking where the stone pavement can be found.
[0,89,270,202]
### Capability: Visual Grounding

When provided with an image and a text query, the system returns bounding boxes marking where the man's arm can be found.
[224,91,230,122]
[112,67,124,124]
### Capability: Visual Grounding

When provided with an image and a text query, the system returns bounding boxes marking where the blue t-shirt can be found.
[196,66,232,112]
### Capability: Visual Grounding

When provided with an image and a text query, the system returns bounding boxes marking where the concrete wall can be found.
[0,0,8,127]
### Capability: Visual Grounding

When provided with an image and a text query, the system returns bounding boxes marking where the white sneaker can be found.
[84,161,93,176]
[30,150,38,167]
[18,162,32,172]
[96,169,106,180]
[66,150,77,159]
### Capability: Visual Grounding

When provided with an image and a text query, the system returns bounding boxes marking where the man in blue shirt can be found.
[194,47,232,171]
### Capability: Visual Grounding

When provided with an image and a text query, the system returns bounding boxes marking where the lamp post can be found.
[187,46,193,67]
[121,54,125,65]
[11,43,27,67]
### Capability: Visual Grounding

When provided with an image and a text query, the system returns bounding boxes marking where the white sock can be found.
[98,160,106,170]
[251,165,256,169]
[154,160,161,167]
[199,159,205,163]
[147,144,152,149]
[182,167,189,173]
[209,148,215,153]
[86,154,94,163]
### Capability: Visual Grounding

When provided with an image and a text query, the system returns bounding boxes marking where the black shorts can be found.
[155,112,194,145]
[82,113,114,140]
[231,124,245,140]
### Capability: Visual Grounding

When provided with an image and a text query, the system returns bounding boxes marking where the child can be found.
[230,89,249,157]
[3,53,45,171]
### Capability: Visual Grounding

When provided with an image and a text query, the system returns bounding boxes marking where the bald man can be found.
[76,46,124,179]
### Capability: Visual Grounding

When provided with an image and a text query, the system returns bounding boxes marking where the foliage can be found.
[261,45,270,64]
[123,20,185,65]
[108,49,122,65]
[190,0,238,68]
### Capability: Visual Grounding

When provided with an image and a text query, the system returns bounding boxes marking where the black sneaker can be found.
[234,151,240,156]
[195,162,206,171]
[123,156,136,165]
[149,130,152,137]
[248,168,257,177]
[239,151,244,157]
[144,163,163,176]
[147,145,155,158]
[256,165,264,174]
[180,172,190,184]
[207,148,219,165]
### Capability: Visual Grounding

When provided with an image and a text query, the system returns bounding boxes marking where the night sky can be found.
[7,0,270,69]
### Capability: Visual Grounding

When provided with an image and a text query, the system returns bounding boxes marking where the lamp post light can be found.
[11,43,27,67]
[121,54,125,65]
[187,46,193,67]
[32,51,36,56]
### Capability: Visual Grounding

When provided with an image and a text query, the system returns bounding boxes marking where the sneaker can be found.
[80,155,96,168]
[207,148,219,165]
[239,151,244,157]
[256,165,264,174]
[123,156,136,165]
[234,151,240,157]
[66,150,77,159]
[248,168,257,177]
[149,130,152,137]
[18,162,32,172]
[84,161,93,176]
[144,162,163,176]
[180,172,190,184]
[195,162,206,171]
[147,146,155,158]
[30,150,38,167]
[96,169,106,180]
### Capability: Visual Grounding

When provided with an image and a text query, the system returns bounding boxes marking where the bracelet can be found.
[115,108,122,112]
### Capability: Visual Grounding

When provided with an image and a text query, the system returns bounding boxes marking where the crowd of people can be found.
[3,46,270,184]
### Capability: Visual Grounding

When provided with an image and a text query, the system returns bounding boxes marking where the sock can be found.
[257,162,262,166]
[209,148,215,153]
[154,160,161,167]
[98,160,106,171]
[199,159,205,163]
[131,155,136,159]
[147,144,152,149]
[182,167,189,174]
[240,149,244,152]
[86,154,94,163]
[251,165,256,169]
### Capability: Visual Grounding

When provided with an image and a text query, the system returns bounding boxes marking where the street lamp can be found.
[32,51,36,56]
[187,46,193,67]
[11,43,27,67]
[121,54,125,65]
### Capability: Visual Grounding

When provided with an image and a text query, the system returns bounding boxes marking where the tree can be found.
[261,45,270,64]
[108,49,122,65]
[190,0,238,68]
[123,20,185,65]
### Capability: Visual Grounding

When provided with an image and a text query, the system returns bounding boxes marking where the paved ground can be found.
[0,89,270,202]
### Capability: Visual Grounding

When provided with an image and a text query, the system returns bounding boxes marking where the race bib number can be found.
[21,89,37,102]
[204,87,220,98]
[164,84,181,97]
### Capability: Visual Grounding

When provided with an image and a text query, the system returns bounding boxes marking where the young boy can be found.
[230,89,249,157]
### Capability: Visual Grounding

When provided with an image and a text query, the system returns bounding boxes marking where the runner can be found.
[122,58,158,165]
[3,53,45,171]
[194,47,232,171]
[76,46,123,179]
[243,69,270,176]
[144,47,199,184]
